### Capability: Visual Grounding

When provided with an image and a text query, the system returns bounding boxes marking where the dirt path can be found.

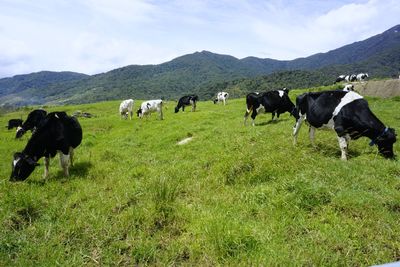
[354,79,400,98]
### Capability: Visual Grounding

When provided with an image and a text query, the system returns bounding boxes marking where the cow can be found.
[356,73,369,82]
[10,112,83,181]
[119,99,134,119]
[213,92,229,105]
[244,88,297,126]
[16,109,47,138]
[292,90,396,160]
[345,74,357,82]
[137,99,163,120]
[6,119,23,130]
[175,95,199,113]
[335,75,346,83]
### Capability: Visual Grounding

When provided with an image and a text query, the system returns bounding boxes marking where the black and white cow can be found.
[335,75,346,83]
[10,112,82,181]
[119,99,134,119]
[6,119,23,130]
[137,99,164,120]
[356,73,369,81]
[175,95,199,113]
[342,84,354,92]
[213,92,229,105]
[244,88,297,126]
[293,90,396,160]
[345,74,357,82]
[16,109,47,138]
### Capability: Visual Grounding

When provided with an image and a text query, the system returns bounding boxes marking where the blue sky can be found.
[0,0,399,78]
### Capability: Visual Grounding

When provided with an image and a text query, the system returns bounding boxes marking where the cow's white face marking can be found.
[278,90,284,97]
[13,158,20,167]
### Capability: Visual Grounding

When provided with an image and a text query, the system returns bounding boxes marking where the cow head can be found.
[174,106,180,113]
[375,127,397,159]
[10,152,39,181]
[136,108,143,118]
[15,127,26,138]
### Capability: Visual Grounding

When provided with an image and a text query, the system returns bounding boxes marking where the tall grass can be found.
[0,89,399,265]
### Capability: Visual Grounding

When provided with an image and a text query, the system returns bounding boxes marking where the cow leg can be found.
[59,151,70,176]
[69,147,75,167]
[129,111,133,120]
[271,112,275,121]
[293,116,305,145]
[182,105,185,112]
[44,157,50,178]
[251,110,258,127]
[192,103,196,112]
[309,126,317,148]
[159,109,164,120]
[337,136,348,161]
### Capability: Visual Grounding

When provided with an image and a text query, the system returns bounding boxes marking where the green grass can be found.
[1,89,399,265]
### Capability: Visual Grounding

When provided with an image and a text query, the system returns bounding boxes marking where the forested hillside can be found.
[0,25,399,106]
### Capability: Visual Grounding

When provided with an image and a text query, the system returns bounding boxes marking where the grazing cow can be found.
[6,119,23,130]
[335,75,346,83]
[213,92,229,105]
[292,90,396,160]
[356,73,369,81]
[119,99,134,120]
[137,99,163,120]
[16,109,47,138]
[244,88,297,126]
[10,112,83,181]
[175,95,199,113]
[345,74,357,82]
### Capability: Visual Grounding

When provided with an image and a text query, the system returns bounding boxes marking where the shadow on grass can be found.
[314,143,361,159]
[26,161,93,185]
[255,118,289,126]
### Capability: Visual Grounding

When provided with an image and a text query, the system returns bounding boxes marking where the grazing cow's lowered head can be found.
[342,84,354,92]
[175,95,199,113]
[16,109,47,138]
[213,92,229,105]
[10,112,82,181]
[292,90,396,160]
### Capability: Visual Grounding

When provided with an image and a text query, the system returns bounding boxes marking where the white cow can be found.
[137,99,163,120]
[342,84,354,92]
[119,99,134,120]
[356,73,369,82]
[213,92,229,105]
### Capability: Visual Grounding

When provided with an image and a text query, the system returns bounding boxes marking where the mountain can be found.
[1,25,400,106]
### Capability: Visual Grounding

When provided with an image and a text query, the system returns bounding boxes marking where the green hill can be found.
[1,25,400,106]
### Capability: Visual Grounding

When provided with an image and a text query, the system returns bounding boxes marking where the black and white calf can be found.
[213,92,229,105]
[6,119,23,130]
[293,90,396,160]
[16,109,47,138]
[137,99,164,120]
[175,95,199,113]
[345,74,357,82]
[356,73,369,81]
[244,89,297,126]
[10,112,82,181]
[119,99,134,119]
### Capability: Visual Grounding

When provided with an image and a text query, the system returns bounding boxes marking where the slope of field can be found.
[0,89,399,265]
[354,79,400,98]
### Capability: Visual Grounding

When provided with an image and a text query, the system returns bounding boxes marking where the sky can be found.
[0,0,399,78]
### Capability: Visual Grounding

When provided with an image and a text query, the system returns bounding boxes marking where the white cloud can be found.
[0,0,399,78]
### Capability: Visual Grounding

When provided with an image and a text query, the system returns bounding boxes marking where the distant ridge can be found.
[1,25,400,106]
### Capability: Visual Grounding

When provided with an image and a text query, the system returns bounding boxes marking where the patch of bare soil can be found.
[354,79,400,98]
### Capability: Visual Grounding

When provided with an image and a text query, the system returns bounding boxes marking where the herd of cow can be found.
[6,81,397,182]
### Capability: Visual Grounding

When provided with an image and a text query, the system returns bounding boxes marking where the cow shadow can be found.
[256,118,289,126]
[314,143,362,159]
[26,161,93,185]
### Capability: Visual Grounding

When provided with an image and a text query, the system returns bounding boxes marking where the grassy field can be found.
[0,88,399,265]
